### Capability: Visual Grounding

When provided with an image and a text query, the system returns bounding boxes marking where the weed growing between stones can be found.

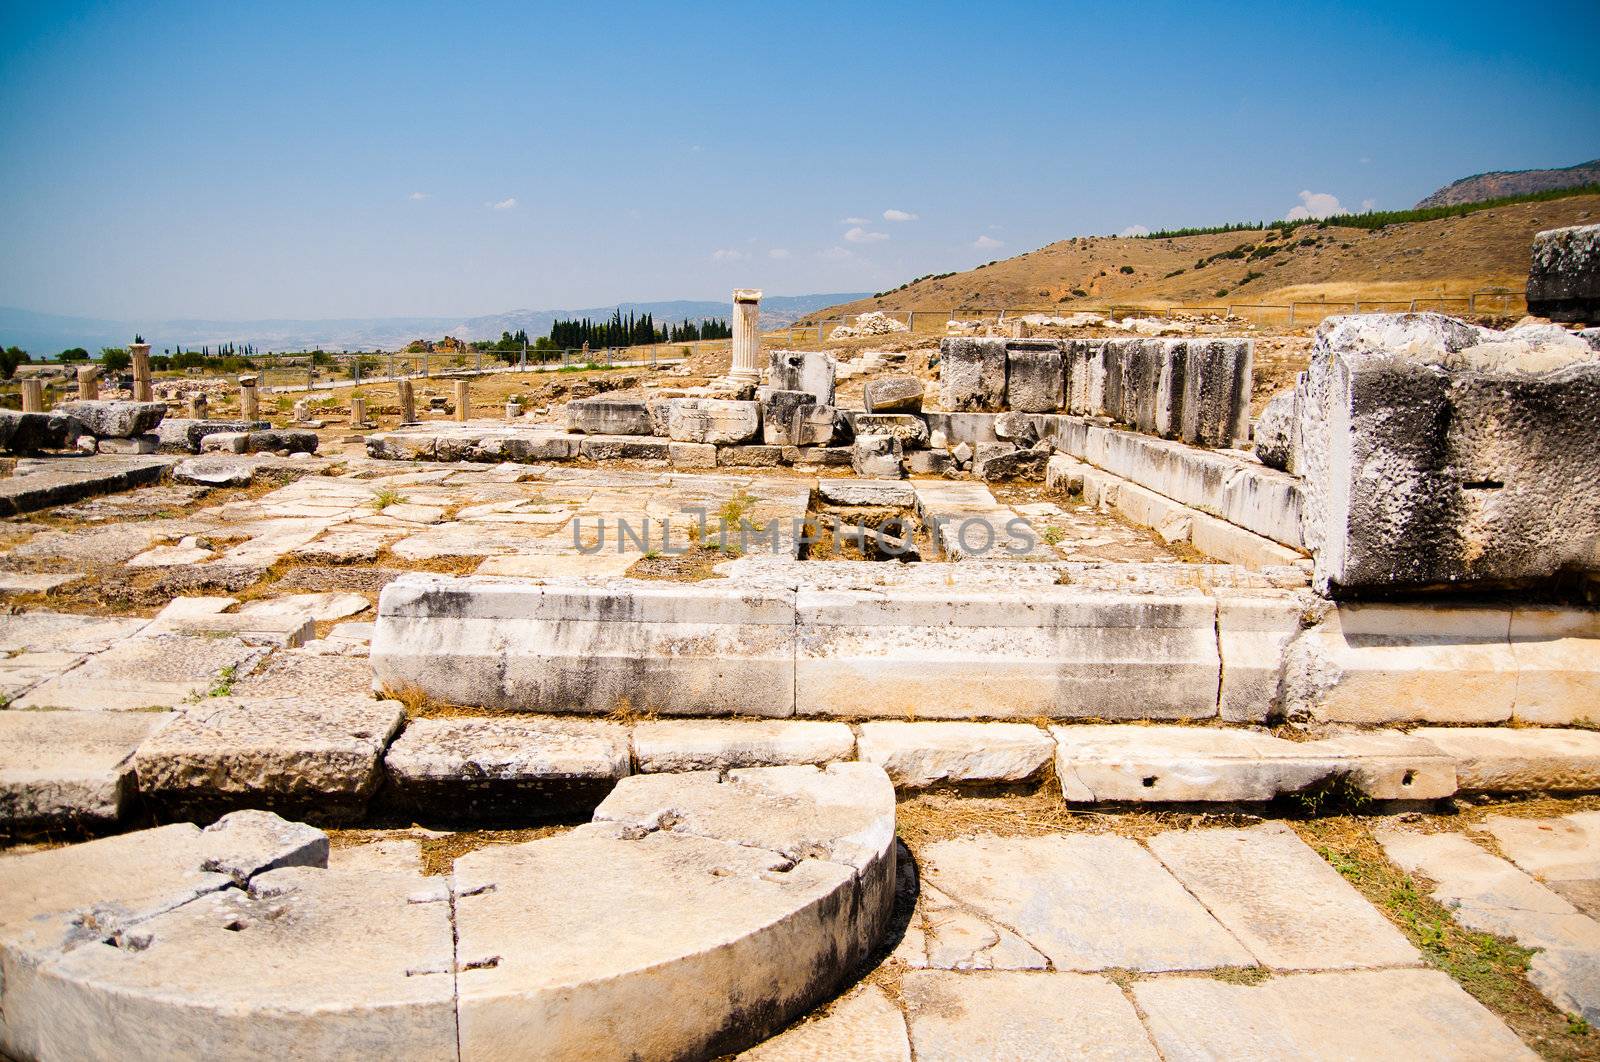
[1294,817,1596,1060]
[369,487,409,511]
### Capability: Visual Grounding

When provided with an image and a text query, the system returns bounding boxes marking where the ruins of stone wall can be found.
[940,337,1252,447]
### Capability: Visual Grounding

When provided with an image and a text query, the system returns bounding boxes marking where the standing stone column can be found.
[186,392,208,419]
[130,342,152,402]
[454,380,470,422]
[20,379,44,412]
[239,375,259,421]
[350,395,367,428]
[396,379,416,425]
[77,365,100,400]
[730,289,763,384]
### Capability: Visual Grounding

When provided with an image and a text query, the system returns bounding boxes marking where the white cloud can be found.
[408,192,430,201]
[1360,198,1376,212]
[883,209,918,222]
[490,197,518,211]
[768,248,791,259]
[711,248,750,262]
[840,216,870,225]
[1283,190,1346,221]
[845,226,889,244]
[817,246,854,260]
[1119,225,1151,237]
[973,234,1004,250]
[1360,156,1373,164]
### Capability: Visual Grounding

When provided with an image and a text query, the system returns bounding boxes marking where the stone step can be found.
[10,706,1600,840]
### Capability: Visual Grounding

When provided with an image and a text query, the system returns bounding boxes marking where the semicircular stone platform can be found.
[0,763,896,1062]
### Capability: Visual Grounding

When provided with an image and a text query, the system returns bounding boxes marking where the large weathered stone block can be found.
[852,413,928,448]
[565,397,655,436]
[666,398,760,444]
[372,575,799,717]
[852,435,903,478]
[0,711,164,838]
[1297,312,1600,594]
[0,410,81,452]
[938,339,1007,411]
[1528,223,1600,324]
[58,400,166,438]
[761,390,835,446]
[862,375,924,413]
[1005,343,1064,412]
[768,349,837,404]
[1180,338,1252,446]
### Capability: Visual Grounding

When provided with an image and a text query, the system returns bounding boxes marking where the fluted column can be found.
[729,289,762,383]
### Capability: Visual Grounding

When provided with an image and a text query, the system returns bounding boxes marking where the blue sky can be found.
[2,0,1596,320]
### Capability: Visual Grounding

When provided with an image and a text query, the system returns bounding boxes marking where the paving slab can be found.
[918,884,1049,970]
[920,833,1254,972]
[0,650,87,700]
[383,716,629,819]
[856,722,1053,789]
[900,970,1158,1062]
[0,572,82,594]
[1147,823,1419,970]
[132,695,405,821]
[1481,812,1600,919]
[231,650,374,699]
[1132,968,1536,1061]
[0,612,149,654]
[633,719,855,773]
[0,710,165,836]
[739,984,909,1061]
[13,633,270,711]
[236,592,371,623]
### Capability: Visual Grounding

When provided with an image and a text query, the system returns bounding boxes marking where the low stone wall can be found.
[368,569,1600,726]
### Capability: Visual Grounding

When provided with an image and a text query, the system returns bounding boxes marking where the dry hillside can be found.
[812,194,1600,321]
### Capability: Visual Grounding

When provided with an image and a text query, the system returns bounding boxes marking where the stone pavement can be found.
[750,822,1536,1060]
[1383,810,1600,1027]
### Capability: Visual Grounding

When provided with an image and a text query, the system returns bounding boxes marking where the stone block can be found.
[383,717,629,818]
[58,400,166,439]
[818,479,915,507]
[1216,591,1306,722]
[201,429,318,455]
[1509,607,1600,724]
[1528,223,1600,324]
[795,587,1220,721]
[13,633,271,712]
[862,375,924,414]
[132,695,405,821]
[565,397,655,436]
[94,433,159,454]
[742,983,909,1061]
[905,449,954,476]
[0,410,81,452]
[666,398,760,444]
[580,434,668,460]
[372,574,799,717]
[938,339,1007,412]
[0,710,164,838]
[1179,338,1253,446]
[155,418,262,453]
[856,721,1053,788]
[1253,388,1297,471]
[852,413,928,448]
[717,443,786,466]
[768,349,837,404]
[668,441,718,468]
[1415,727,1600,792]
[921,411,1000,447]
[1280,603,1518,724]
[1297,312,1600,594]
[786,445,853,467]
[632,720,855,773]
[761,389,835,446]
[973,443,1047,482]
[852,435,903,478]
[1005,343,1064,412]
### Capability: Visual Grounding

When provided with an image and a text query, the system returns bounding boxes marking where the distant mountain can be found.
[1414,158,1600,209]
[0,293,869,356]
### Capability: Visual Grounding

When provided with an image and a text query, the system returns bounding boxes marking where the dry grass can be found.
[892,787,1259,850]
[325,825,572,876]
[625,544,736,582]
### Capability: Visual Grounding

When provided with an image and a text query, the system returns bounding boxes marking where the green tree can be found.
[0,346,30,379]
[58,347,89,362]
[99,347,131,372]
